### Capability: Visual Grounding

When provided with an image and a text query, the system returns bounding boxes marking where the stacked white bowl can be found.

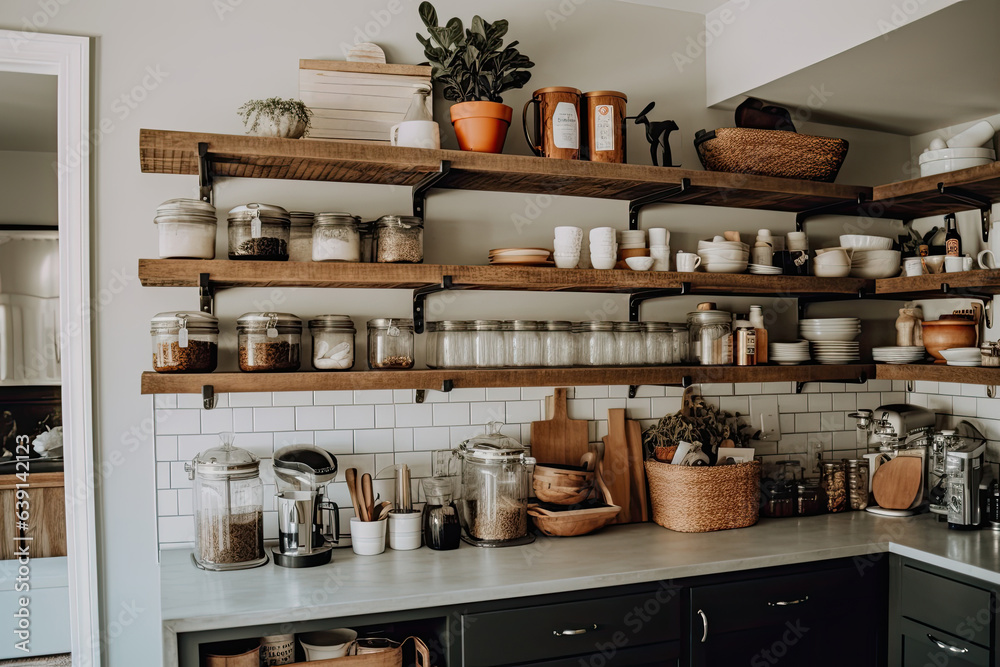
[553,226,583,269]
[649,227,670,271]
[696,237,750,274]
[590,227,618,270]
[800,318,861,364]
[812,247,853,278]
[619,229,646,250]
[940,347,981,367]
[872,346,925,364]
[839,235,899,278]
[769,340,811,365]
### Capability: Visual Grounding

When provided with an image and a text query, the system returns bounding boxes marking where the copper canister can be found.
[582,91,627,163]
[522,86,582,160]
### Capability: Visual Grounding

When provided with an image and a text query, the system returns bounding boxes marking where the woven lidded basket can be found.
[694,128,848,182]
[645,459,760,533]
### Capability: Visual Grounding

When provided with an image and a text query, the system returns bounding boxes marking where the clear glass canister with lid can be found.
[797,482,827,516]
[614,321,645,366]
[668,324,689,364]
[309,315,355,371]
[821,461,847,513]
[185,432,267,571]
[374,215,424,263]
[577,321,616,366]
[237,312,302,372]
[510,320,542,367]
[358,219,375,263]
[312,212,361,262]
[368,318,415,369]
[150,311,219,373]
[472,320,505,368]
[288,211,315,262]
[155,198,217,259]
[425,321,440,369]
[846,459,870,510]
[687,303,732,365]
[643,322,671,365]
[541,321,574,367]
[437,321,474,369]
[228,203,291,260]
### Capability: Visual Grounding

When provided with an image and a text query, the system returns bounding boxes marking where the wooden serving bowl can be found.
[528,504,621,537]
[922,319,978,362]
[533,478,594,505]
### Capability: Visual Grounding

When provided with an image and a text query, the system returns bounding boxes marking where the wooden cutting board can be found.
[530,388,589,466]
[604,408,632,524]
[872,456,923,510]
[625,419,649,522]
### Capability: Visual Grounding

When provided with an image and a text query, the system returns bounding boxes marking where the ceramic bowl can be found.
[922,321,979,361]
[940,347,983,362]
[625,256,655,271]
[554,254,580,269]
[702,260,748,274]
[299,629,358,661]
[591,256,616,270]
[813,264,852,278]
[840,235,894,250]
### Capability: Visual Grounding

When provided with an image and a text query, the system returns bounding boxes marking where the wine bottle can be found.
[945,213,962,257]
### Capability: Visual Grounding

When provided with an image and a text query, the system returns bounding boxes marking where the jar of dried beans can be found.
[227,203,291,260]
[237,312,302,372]
[367,318,415,369]
[150,311,219,373]
[821,461,847,513]
[374,215,423,263]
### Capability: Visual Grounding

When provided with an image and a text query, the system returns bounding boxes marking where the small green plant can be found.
[237,97,312,134]
[415,1,534,104]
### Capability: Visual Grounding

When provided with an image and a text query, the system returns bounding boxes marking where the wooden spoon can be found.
[362,473,375,522]
[345,468,364,520]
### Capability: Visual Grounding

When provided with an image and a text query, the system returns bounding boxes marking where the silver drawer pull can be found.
[767,596,809,607]
[928,634,969,654]
[697,610,708,643]
[553,625,597,636]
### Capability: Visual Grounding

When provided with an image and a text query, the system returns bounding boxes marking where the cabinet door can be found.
[899,618,990,667]
[515,642,679,667]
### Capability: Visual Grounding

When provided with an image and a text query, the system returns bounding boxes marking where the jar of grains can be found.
[236,312,302,372]
[288,211,315,262]
[821,461,847,513]
[368,318,415,369]
[150,311,219,373]
[227,203,291,260]
[312,212,361,262]
[643,322,671,365]
[374,215,424,263]
[309,315,355,371]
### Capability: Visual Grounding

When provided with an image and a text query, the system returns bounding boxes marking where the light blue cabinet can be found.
[0,557,70,660]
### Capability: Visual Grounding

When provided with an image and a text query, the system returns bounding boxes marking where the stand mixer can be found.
[271,445,340,568]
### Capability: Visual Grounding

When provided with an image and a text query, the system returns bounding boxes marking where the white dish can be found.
[625,256,655,271]
[802,332,860,342]
[840,235,894,250]
[947,361,982,367]
[940,347,982,362]
[591,256,616,270]
[800,318,860,324]
[491,248,551,257]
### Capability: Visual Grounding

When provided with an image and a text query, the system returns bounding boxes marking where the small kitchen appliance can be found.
[928,421,986,516]
[946,442,989,530]
[271,445,340,567]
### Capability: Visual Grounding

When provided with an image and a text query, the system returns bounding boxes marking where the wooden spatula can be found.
[872,456,923,510]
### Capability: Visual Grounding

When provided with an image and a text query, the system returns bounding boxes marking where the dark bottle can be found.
[945,213,962,257]
[421,478,461,550]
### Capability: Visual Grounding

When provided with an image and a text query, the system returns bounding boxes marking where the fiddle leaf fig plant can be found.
[415,1,534,104]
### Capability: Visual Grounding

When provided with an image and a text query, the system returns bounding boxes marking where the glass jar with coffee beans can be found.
[150,311,219,373]
[237,312,302,372]
[368,318,415,369]
[374,215,423,263]
[227,203,291,260]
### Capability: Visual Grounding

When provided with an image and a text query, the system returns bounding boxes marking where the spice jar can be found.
[150,311,219,373]
[797,482,827,516]
[687,303,732,365]
[236,312,302,372]
[510,320,542,367]
[312,213,361,262]
[436,321,474,369]
[288,211,315,262]
[374,215,423,263]
[541,321,574,367]
[368,318,415,369]
[228,203,291,260]
[576,321,616,366]
[614,321,645,366]
[821,461,847,513]
[421,477,461,551]
[155,198,217,259]
[472,320,505,368]
[846,459,870,511]
[309,315,355,371]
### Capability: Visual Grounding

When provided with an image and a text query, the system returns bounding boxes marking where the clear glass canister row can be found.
[425,320,688,369]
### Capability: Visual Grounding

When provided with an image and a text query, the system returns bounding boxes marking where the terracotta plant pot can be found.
[921,320,979,362]
[450,101,513,153]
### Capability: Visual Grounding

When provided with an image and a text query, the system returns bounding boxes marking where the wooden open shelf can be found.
[139,259,873,296]
[875,364,1000,386]
[141,364,876,395]
[875,269,1000,298]
[871,162,1000,220]
[139,129,872,212]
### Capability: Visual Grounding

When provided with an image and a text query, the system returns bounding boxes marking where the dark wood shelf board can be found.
[141,365,875,395]
[872,162,1000,219]
[875,269,1000,297]
[139,129,871,212]
[875,364,1000,385]
[138,259,872,295]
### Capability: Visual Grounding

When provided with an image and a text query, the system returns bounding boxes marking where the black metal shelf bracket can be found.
[629,374,693,398]
[202,385,217,410]
[412,276,460,334]
[795,371,867,395]
[936,183,993,242]
[795,193,869,232]
[415,380,454,404]
[628,284,691,321]
[628,178,690,230]
[198,142,213,204]
[199,273,215,315]
[412,160,452,218]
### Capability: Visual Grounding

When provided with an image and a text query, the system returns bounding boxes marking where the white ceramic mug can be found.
[648,228,669,246]
[903,257,924,277]
[964,254,975,271]
[650,245,671,271]
[676,252,702,272]
[978,249,997,270]
[945,255,967,273]
[751,246,773,266]
[389,120,440,149]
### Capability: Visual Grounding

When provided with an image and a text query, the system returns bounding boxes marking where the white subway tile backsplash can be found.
[155,436,178,461]
[608,385,631,398]
[296,406,335,430]
[719,396,749,417]
[155,410,203,435]
[233,408,254,432]
[394,451,432,477]
[832,393,857,412]
[336,405,375,430]
[229,392,273,407]
[856,392,882,411]
[200,408,233,434]
[170,462,193,489]
[506,400,542,424]
[964,384,988,398]
[154,394,177,409]
[631,385,665,398]
[314,430,354,453]
[574,385,609,399]
[157,489,178,516]
[486,387,521,401]
[699,383,733,396]
[272,391,314,407]
[567,399,594,421]
[795,413,821,433]
[471,402,506,425]
[274,431,310,448]
[393,428,414,451]
[650,397,681,417]
[734,383,762,396]
[314,390,355,405]
[177,489,192,515]
[156,462,171,489]
[354,390,394,404]
[254,407,295,432]
[915,381,938,394]
[938,382,964,396]
[354,429,395,453]
[925,394,952,413]
[375,405,395,429]
[625,398,652,419]
[235,432,275,458]
[762,382,793,394]
[448,388,486,402]
[778,394,808,414]
[177,434,219,462]
[393,389,414,404]
[807,394,832,413]
[395,403,434,428]
[176,394,204,410]
[866,380,891,392]
[158,516,194,543]
[779,414,795,434]
[953,396,978,417]
[413,426,451,451]
[594,398,626,417]
[433,402,470,426]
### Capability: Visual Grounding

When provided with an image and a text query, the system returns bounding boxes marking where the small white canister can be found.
[261,633,296,666]
[155,198,217,259]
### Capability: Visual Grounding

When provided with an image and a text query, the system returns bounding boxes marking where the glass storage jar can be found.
[421,477,461,551]
[374,215,424,263]
[312,212,361,262]
[288,211,315,262]
[368,318,415,369]
[668,324,690,364]
[150,311,219,373]
[472,320,505,369]
[510,320,542,367]
[185,432,267,571]
[614,321,645,366]
[687,304,732,365]
[761,479,796,518]
[499,321,514,367]
[309,315,355,371]
[577,321,616,366]
[227,203,291,260]
[796,482,827,516]
[643,322,671,365]
[821,461,847,513]
[425,321,439,369]
[437,321,474,369]
[358,219,375,263]
[236,312,302,372]
[541,321,574,367]
[155,198,217,259]
[846,459,870,511]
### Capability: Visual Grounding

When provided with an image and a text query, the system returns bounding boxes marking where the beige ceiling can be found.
[0,71,58,152]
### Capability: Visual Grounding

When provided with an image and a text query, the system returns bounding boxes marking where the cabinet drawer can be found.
[900,564,993,648]
[513,641,679,667]
[900,618,990,667]
[462,588,680,667]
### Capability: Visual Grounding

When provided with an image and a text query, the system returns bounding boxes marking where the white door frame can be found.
[0,31,98,666]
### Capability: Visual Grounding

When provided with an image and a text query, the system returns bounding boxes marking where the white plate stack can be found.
[800,318,861,365]
[749,264,782,275]
[769,340,811,365]
[872,346,925,364]
[696,238,750,274]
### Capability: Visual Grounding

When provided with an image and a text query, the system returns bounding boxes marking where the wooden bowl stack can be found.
[532,463,595,505]
[529,461,620,537]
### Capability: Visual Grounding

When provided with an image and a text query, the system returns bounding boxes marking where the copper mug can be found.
[522,86,581,160]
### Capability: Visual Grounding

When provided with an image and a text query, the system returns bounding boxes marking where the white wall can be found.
[0,151,57,225]
[0,1,917,664]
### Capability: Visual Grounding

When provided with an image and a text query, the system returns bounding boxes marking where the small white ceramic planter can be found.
[252,113,308,139]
